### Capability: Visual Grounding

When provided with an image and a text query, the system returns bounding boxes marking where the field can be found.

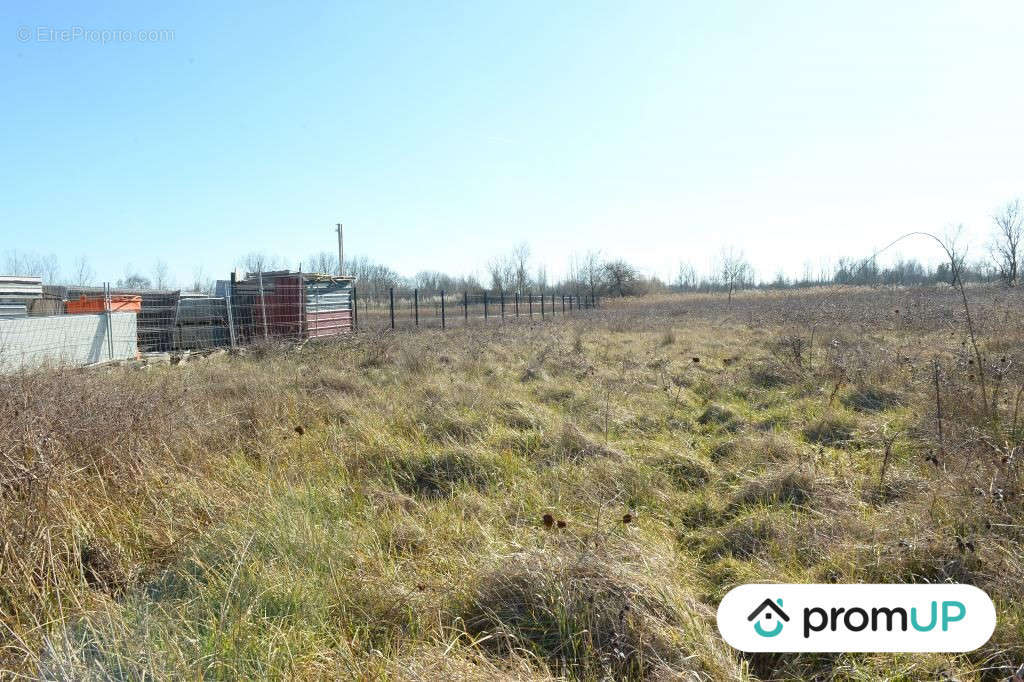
[2,285,1023,680]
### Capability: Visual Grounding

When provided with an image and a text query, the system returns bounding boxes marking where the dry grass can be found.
[2,284,1023,680]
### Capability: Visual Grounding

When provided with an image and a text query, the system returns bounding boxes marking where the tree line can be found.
[5,198,1021,299]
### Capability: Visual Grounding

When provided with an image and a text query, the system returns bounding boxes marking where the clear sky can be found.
[4,1,1024,286]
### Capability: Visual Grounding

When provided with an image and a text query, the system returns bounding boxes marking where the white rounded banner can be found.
[717,583,996,652]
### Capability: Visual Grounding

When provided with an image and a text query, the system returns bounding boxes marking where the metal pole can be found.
[483,291,488,320]
[258,271,269,339]
[441,289,446,329]
[541,292,545,319]
[389,287,395,330]
[336,223,344,276]
[299,265,307,340]
[226,272,237,349]
[104,282,114,360]
[414,289,419,326]
[529,292,533,318]
[515,291,519,317]
[463,290,468,323]
[500,290,505,320]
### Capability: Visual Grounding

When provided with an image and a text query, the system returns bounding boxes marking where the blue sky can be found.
[3,1,1024,286]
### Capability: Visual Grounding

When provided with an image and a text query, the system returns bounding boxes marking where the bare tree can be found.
[535,264,548,294]
[675,261,697,290]
[152,259,171,290]
[240,252,281,276]
[306,251,339,275]
[717,246,752,302]
[935,225,968,287]
[582,250,603,300]
[4,250,60,282]
[991,199,1022,286]
[486,254,515,292]
[511,243,531,293]
[190,266,214,295]
[71,256,95,286]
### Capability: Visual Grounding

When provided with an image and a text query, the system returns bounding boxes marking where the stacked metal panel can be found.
[0,276,42,318]
[174,296,230,349]
[230,272,354,341]
[304,276,354,338]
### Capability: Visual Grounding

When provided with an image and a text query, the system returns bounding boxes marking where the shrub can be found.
[842,385,902,412]
[395,449,501,499]
[730,468,815,509]
[697,404,740,431]
[802,414,856,447]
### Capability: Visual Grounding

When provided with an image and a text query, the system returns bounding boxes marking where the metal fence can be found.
[354,288,599,331]
[0,272,600,373]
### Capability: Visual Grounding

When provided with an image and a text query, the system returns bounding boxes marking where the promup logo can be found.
[718,584,996,653]
[748,598,789,637]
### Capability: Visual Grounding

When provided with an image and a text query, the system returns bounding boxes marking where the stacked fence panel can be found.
[232,271,354,342]
[304,276,354,338]
[0,276,42,319]
[174,296,230,350]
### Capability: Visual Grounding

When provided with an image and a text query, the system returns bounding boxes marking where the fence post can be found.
[258,271,269,339]
[515,291,520,317]
[529,292,533,318]
[352,286,358,330]
[500,290,505,320]
[227,272,237,348]
[104,282,114,360]
[463,290,468,323]
[389,287,395,330]
[441,289,446,329]
[484,291,488,320]
[414,289,419,326]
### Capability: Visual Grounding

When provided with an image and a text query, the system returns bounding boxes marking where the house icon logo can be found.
[748,598,789,637]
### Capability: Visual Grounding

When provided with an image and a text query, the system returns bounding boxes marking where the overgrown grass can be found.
[2,286,1023,680]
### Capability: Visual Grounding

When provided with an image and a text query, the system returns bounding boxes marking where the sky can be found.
[3,1,1024,286]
